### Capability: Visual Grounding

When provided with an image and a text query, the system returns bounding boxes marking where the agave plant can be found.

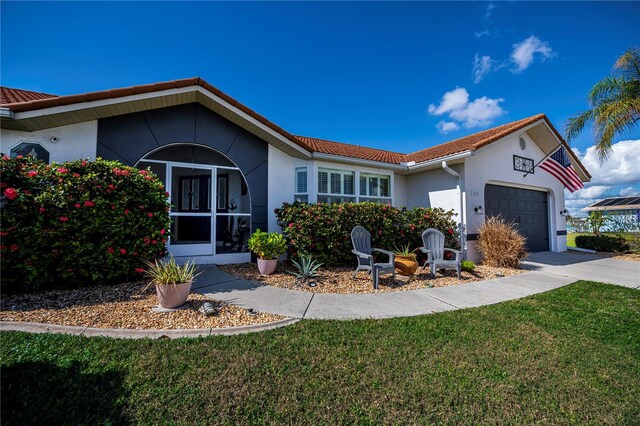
[288,255,323,282]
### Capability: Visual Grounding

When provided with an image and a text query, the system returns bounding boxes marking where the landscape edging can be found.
[0,317,300,339]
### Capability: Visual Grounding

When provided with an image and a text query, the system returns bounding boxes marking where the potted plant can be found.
[248,229,287,275]
[393,244,419,276]
[144,257,199,309]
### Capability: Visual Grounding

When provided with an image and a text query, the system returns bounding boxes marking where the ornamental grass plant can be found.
[144,257,199,286]
[477,216,528,268]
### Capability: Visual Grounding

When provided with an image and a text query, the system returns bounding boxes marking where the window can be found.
[318,168,355,203]
[10,142,50,164]
[360,173,391,201]
[295,167,308,203]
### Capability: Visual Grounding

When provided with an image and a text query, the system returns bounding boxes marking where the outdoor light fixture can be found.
[560,209,569,217]
[474,205,484,214]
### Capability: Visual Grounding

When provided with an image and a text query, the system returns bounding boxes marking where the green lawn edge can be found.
[2,280,639,425]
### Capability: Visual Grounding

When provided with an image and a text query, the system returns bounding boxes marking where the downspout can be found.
[442,161,465,258]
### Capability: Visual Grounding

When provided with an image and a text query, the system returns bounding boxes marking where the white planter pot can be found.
[257,258,278,275]
[155,280,192,309]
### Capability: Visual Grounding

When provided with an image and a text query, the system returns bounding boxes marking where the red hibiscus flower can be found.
[147,212,153,218]
[57,167,69,174]
[10,244,19,251]
[124,209,130,215]
[4,188,18,200]
[119,248,127,255]
[81,160,88,166]
[135,267,145,273]
[59,216,69,222]
[75,203,82,209]
[84,200,95,207]
[107,247,115,254]
[39,207,46,213]
[160,229,166,235]
[27,170,38,177]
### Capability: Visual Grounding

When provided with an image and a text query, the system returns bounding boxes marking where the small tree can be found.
[586,211,608,236]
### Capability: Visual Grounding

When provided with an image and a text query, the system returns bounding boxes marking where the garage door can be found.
[484,184,549,252]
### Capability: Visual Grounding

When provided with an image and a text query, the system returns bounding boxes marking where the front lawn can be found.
[2,281,639,424]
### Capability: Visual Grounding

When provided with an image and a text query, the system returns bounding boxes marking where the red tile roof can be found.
[1,87,57,104]
[0,79,588,178]
[296,135,406,164]
[405,114,546,163]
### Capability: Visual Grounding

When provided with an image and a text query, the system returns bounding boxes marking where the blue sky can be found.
[2,1,639,213]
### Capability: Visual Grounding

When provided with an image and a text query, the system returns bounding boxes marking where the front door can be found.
[169,166,214,256]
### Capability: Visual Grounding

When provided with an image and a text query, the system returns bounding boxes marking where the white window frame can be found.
[294,166,308,203]
[359,172,392,200]
[317,167,356,197]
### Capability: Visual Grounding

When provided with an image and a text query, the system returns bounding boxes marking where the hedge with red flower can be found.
[275,202,459,266]
[0,155,170,292]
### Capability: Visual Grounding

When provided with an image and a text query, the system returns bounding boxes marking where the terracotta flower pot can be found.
[257,258,278,275]
[395,254,418,276]
[155,280,192,309]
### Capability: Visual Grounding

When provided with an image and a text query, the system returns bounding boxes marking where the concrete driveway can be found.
[194,252,639,320]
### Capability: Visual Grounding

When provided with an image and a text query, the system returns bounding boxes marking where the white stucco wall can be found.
[1,121,98,163]
[464,132,567,261]
[405,165,462,217]
[267,146,405,232]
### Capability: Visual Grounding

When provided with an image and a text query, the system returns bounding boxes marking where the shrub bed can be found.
[575,235,630,252]
[275,202,459,266]
[1,155,170,292]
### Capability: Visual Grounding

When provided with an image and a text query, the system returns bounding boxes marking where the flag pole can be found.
[523,142,563,178]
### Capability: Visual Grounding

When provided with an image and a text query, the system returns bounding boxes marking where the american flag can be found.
[539,146,584,193]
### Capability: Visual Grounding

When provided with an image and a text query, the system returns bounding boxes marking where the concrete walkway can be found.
[195,252,639,320]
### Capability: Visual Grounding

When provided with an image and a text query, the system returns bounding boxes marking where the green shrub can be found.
[0,155,170,292]
[275,202,459,266]
[248,229,287,259]
[575,235,630,252]
[461,260,476,272]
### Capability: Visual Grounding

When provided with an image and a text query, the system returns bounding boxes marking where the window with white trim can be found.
[294,167,308,203]
[318,167,355,204]
[359,173,391,203]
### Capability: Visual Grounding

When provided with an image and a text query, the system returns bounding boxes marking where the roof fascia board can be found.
[311,152,407,170]
[537,119,590,181]
[11,87,195,119]
[407,150,473,172]
[10,85,312,159]
[0,108,14,119]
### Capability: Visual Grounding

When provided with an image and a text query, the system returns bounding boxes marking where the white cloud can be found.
[428,87,469,115]
[436,121,460,134]
[620,186,640,197]
[472,54,505,83]
[484,2,496,21]
[510,35,555,73]
[561,140,640,214]
[428,87,505,130]
[573,139,640,185]
[474,29,490,38]
[566,185,612,200]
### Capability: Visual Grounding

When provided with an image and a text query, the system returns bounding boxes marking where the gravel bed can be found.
[220,263,525,294]
[0,282,284,330]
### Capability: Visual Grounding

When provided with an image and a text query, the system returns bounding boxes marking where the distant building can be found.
[586,196,640,232]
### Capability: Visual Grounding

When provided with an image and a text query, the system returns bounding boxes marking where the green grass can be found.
[2,281,639,424]
[567,231,638,247]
